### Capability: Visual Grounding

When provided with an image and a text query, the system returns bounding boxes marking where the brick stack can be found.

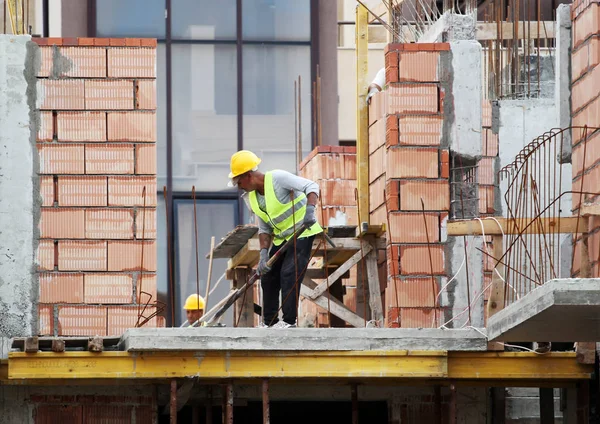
[298,146,358,327]
[34,38,159,337]
[480,100,500,321]
[571,0,600,278]
[369,43,451,328]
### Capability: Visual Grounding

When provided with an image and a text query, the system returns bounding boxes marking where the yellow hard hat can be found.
[228,150,261,179]
[183,294,205,310]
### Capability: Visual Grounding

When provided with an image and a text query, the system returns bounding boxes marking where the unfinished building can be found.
[1,0,600,422]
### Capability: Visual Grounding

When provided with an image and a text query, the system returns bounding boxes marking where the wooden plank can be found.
[447,217,588,236]
[309,242,373,299]
[576,228,595,364]
[356,4,369,225]
[476,21,555,40]
[301,278,365,328]
[227,238,261,269]
[365,247,384,324]
[487,235,505,351]
[24,337,38,353]
[208,225,258,259]
[233,268,254,328]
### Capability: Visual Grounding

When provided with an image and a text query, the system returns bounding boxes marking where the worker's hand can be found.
[303,204,317,228]
[257,248,271,276]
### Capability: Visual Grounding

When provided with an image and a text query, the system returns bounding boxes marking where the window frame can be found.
[89,0,318,325]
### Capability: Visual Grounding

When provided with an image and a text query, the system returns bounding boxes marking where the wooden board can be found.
[208,225,258,259]
[447,217,588,236]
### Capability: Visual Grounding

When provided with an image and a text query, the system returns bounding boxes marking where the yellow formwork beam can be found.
[356,3,369,227]
[5,351,592,382]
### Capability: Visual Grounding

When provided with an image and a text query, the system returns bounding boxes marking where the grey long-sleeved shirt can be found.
[242,170,319,236]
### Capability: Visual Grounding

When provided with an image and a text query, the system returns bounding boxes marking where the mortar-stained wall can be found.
[0,35,38,358]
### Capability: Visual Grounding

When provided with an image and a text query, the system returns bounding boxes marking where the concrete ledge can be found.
[120,327,488,352]
[488,279,600,342]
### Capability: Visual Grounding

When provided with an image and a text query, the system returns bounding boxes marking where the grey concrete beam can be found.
[488,279,600,342]
[120,327,488,352]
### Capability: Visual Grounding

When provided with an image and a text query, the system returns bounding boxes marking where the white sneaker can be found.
[270,321,296,329]
[257,322,269,328]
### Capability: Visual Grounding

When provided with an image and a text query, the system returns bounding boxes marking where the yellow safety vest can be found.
[249,171,323,246]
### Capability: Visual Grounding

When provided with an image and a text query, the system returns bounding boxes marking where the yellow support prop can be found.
[356,4,369,228]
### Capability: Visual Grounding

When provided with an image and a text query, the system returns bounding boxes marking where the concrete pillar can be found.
[556,3,572,163]
[0,35,39,358]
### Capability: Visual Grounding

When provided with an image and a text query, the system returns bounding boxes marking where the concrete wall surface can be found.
[0,34,38,358]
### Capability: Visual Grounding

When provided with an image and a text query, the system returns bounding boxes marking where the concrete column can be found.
[0,35,39,358]
[556,3,572,163]
[317,0,339,146]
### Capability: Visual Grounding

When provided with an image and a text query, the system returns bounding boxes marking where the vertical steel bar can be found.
[352,384,359,424]
[170,379,177,424]
[163,187,175,326]
[294,80,298,173]
[166,0,175,326]
[262,379,270,424]
[298,76,303,162]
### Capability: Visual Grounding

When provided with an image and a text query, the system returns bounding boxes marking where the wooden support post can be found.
[206,386,213,424]
[192,406,200,424]
[487,235,505,351]
[491,387,506,424]
[51,338,65,353]
[449,384,457,424]
[365,246,383,324]
[434,386,442,424]
[24,336,38,353]
[225,382,234,424]
[262,379,270,424]
[170,379,177,424]
[355,2,369,227]
[233,268,253,327]
[576,229,596,364]
[351,384,359,424]
[577,381,590,424]
[539,388,555,424]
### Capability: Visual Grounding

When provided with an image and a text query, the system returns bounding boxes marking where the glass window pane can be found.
[171,0,236,40]
[243,45,312,173]
[157,44,167,190]
[242,0,310,41]
[172,45,238,191]
[96,0,165,38]
[174,199,237,326]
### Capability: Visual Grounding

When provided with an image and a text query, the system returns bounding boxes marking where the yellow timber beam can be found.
[447,217,588,236]
[5,351,592,382]
[7,351,446,380]
[356,3,369,228]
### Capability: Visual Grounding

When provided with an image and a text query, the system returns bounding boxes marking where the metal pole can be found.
[170,379,177,424]
[226,382,234,424]
[351,384,359,424]
[262,379,270,424]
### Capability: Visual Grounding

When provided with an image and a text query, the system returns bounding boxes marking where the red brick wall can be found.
[33,38,159,336]
[571,0,600,277]
[370,43,451,328]
[299,146,358,327]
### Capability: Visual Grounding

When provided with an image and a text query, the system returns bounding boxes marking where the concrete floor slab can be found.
[488,278,600,342]
[120,327,487,352]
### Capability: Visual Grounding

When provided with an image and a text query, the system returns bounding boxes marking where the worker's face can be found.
[186,309,204,325]
[235,172,252,192]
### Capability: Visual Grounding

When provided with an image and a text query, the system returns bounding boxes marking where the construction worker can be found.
[228,150,323,328]
[182,294,205,327]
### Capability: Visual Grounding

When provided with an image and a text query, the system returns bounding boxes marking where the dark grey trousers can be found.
[261,235,316,326]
